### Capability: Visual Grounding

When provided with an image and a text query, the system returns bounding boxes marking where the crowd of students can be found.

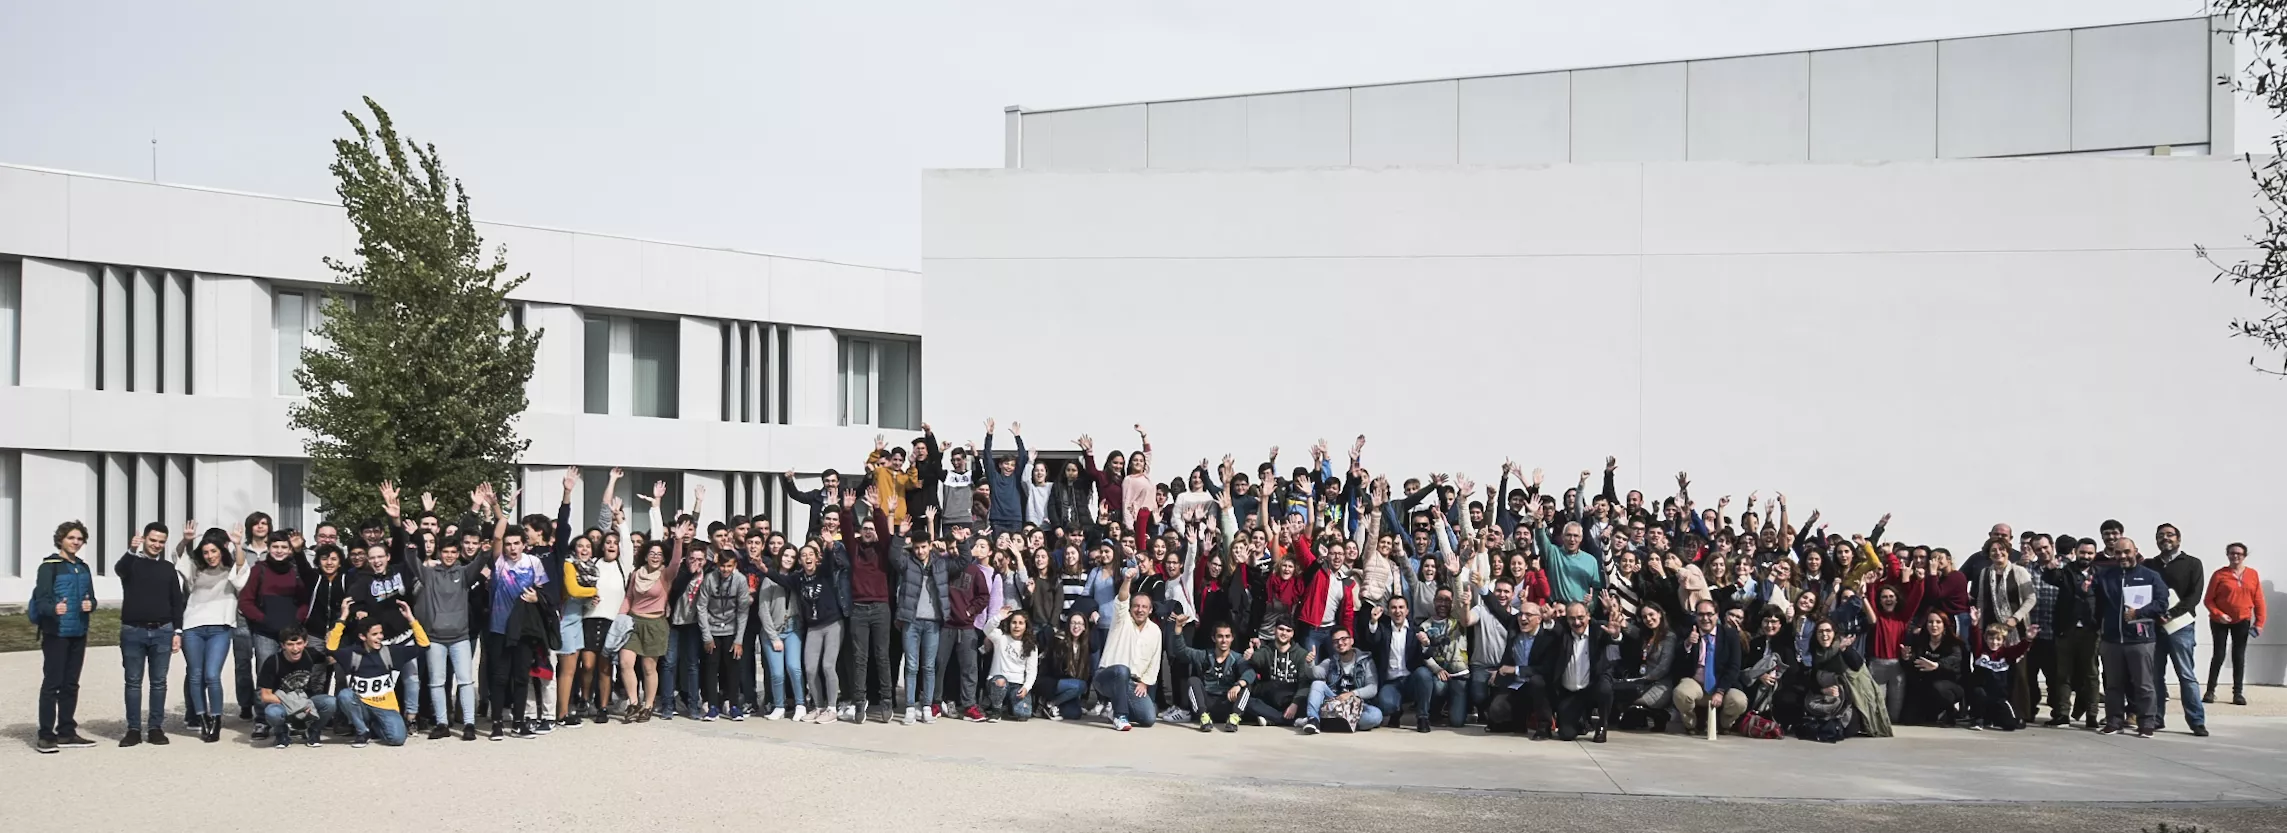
[24,424,2268,753]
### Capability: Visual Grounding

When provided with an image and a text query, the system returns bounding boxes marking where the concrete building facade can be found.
[928,16,2287,682]
[0,163,922,601]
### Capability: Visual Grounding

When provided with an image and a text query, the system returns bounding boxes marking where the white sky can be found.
[0,0,2217,269]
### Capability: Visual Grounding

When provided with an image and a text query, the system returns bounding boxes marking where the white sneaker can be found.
[920,708,936,724]
[790,706,808,722]
[901,706,917,725]
[763,708,785,721]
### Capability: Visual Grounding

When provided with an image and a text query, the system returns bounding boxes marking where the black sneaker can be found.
[514,719,537,739]
[428,724,453,741]
[2098,722,2124,735]
[119,732,143,748]
[55,734,96,749]
[1217,719,1237,733]
[532,718,553,735]
[2042,714,2068,727]
[146,728,170,745]
[462,724,477,742]
[350,735,370,748]
[251,723,272,741]
[2190,724,2210,737]
[305,732,322,748]
[489,722,505,742]
[563,714,582,727]
[2135,725,2156,738]
[35,737,58,754]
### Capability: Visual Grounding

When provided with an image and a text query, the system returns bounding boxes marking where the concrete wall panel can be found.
[1810,42,1939,162]
[1457,72,1571,165]
[1687,53,1811,162]
[1350,81,1459,166]
[1938,31,2074,157]
[2072,19,2213,151]
[1245,89,1351,167]
[1570,63,1687,163]
[1146,97,1249,170]
[1044,105,1147,171]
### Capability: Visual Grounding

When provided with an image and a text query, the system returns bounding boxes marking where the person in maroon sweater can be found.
[1923,548,1972,644]
[1077,435,1133,521]
[838,489,896,723]
[237,530,310,739]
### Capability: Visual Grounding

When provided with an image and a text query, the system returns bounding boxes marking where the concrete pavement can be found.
[4,646,2282,832]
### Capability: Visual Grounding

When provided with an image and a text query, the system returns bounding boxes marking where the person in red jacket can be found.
[2203,542,2265,706]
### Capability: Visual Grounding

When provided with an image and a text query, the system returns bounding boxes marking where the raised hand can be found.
[1530,468,1545,488]
[1606,456,1618,473]
[564,466,581,491]
[378,480,400,509]
[1077,435,1094,454]
[986,417,996,435]
[1011,421,1022,436]
[652,480,668,501]
[421,491,436,513]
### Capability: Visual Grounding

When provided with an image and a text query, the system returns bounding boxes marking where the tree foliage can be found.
[288,97,539,524]
[2205,4,2287,376]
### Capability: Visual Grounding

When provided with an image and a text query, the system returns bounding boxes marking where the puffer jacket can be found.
[30,554,96,637]
[893,540,955,626]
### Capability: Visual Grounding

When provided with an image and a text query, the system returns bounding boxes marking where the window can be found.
[0,262,18,387]
[580,314,681,418]
[275,461,310,535]
[583,316,610,415]
[275,291,305,394]
[631,318,679,418]
[612,469,684,533]
[839,336,920,430]
[275,289,349,396]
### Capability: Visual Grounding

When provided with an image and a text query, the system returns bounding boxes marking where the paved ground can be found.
[3,646,2281,832]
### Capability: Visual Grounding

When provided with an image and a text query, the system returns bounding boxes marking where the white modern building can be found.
[0,163,923,602]
[923,16,2287,681]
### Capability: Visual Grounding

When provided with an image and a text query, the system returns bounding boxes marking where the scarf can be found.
[629,564,662,597]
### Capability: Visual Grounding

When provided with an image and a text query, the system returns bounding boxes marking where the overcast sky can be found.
[0,0,2215,269]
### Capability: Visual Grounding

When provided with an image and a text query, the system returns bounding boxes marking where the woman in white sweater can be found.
[176,524,250,742]
[982,606,1040,721]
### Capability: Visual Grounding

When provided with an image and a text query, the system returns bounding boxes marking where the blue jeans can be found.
[2156,625,2204,726]
[263,695,340,742]
[662,625,704,713]
[1306,680,1385,730]
[1092,664,1155,726]
[425,639,477,726]
[1047,677,1087,719]
[902,620,942,708]
[763,628,805,709]
[1406,666,1468,727]
[183,625,232,720]
[119,624,173,731]
[343,698,408,745]
[987,675,1034,718]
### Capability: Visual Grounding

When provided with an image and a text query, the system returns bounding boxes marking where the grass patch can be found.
[0,608,122,653]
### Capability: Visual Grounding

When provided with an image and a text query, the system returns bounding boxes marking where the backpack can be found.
[1736,711,1785,739]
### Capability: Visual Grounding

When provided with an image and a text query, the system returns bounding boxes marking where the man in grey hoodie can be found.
[697,550,753,721]
[413,540,486,740]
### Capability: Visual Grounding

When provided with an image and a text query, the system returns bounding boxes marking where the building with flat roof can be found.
[0,163,922,601]
[1002,17,2231,168]
[925,16,2287,682]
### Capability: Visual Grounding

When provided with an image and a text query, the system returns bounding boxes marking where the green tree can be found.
[288,96,539,524]
[2207,4,2287,375]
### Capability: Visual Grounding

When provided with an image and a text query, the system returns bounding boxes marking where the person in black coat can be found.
[1532,600,1620,742]
[1903,608,1969,726]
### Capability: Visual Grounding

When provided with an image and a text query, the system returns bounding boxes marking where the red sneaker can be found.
[963,706,989,723]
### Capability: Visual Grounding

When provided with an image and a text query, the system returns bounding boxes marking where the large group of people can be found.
[24,423,2267,754]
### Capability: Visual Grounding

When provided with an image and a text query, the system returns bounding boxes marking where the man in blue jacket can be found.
[30,521,98,753]
[2090,538,2168,738]
[982,418,1029,533]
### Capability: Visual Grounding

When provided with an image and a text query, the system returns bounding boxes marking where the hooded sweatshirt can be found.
[413,558,485,643]
[941,464,977,527]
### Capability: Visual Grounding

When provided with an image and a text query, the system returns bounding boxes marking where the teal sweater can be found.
[30,554,96,638]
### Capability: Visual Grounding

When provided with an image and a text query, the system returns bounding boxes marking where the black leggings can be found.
[2208,620,2252,693]
[481,632,532,721]
[701,635,739,707]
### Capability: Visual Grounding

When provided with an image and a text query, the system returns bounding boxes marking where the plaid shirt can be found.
[2029,567,2061,640]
